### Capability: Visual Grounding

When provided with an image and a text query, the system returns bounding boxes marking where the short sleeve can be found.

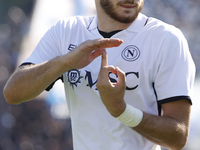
[23,21,62,64]
[154,28,196,103]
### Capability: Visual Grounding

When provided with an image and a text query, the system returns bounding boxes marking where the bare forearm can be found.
[3,39,123,104]
[3,56,68,104]
[133,112,188,150]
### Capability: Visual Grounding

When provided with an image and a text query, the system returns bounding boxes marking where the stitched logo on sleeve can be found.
[121,45,140,62]
[67,69,83,88]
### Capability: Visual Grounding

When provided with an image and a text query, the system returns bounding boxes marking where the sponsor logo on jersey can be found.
[67,69,139,91]
[68,44,77,51]
[121,45,140,62]
[67,69,83,88]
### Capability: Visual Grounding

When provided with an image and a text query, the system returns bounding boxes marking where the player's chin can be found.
[117,10,138,22]
[117,15,137,24]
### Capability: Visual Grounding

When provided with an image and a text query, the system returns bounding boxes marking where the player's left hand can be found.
[96,50,126,117]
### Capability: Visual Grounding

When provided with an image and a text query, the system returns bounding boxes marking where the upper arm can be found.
[162,99,191,125]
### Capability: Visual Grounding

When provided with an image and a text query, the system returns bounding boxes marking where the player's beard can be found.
[100,0,144,24]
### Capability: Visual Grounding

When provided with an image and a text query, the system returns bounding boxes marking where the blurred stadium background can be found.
[0,0,199,150]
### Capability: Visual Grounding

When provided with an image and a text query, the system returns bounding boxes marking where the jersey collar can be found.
[88,13,148,33]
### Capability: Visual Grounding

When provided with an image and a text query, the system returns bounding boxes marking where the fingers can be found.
[82,38,123,52]
[101,50,108,68]
[99,50,116,75]
[115,67,126,86]
[98,50,110,83]
[90,48,105,60]
[98,50,125,87]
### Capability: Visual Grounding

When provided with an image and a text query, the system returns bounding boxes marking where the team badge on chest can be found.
[121,45,140,62]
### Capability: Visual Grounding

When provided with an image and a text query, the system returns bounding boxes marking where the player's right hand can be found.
[96,50,126,117]
[61,38,123,71]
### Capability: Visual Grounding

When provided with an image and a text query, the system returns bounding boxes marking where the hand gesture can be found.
[62,38,123,70]
[96,50,126,117]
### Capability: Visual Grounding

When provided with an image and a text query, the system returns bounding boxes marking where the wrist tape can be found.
[117,104,143,127]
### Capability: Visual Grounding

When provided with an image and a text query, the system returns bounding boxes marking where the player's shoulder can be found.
[146,17,185,39]
[54,15,95,29]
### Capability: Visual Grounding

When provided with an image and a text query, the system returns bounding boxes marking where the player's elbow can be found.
[176,134,188,150]
[176,125,189,150]
[3,85,22,105]
[173,138,187,150]
[169,138,187,150]
[166,126,189,150]
[162,136,187,150]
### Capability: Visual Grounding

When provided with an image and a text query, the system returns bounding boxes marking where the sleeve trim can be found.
[158,96,192,105]
[19,62,34,67]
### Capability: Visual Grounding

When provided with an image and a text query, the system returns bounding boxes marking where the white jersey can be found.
[23,13,195,150]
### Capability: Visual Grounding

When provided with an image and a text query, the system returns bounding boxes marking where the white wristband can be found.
[117,104,143,127]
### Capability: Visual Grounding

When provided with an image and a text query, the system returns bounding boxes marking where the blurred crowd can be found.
[0,0,199,150]
[0,1,73,150]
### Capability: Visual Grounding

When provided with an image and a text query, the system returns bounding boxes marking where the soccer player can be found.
[3,0,196,150]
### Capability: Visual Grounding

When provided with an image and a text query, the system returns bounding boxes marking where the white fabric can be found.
[117,104,143,127]
[23,13,195,150]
